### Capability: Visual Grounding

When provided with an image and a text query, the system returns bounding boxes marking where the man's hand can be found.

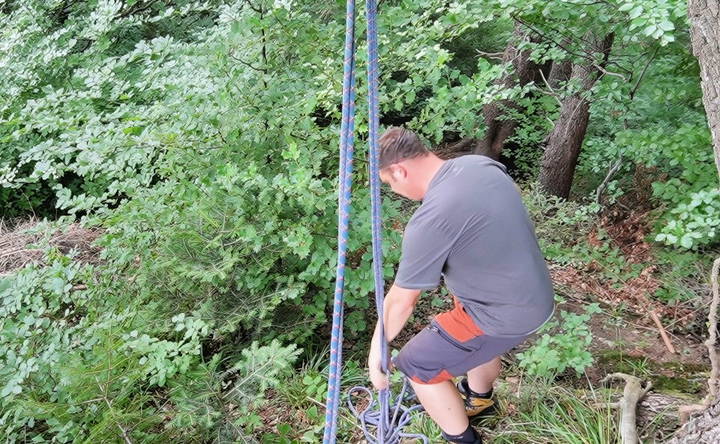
[367,344,391,390]
[367,284,420,391]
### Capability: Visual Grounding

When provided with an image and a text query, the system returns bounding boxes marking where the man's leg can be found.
[409,379,481,443]
[456,357,500,418]
[409,379,468,434]
[466,356,501,394]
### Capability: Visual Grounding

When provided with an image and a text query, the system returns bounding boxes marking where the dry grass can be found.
[0,218,103,276]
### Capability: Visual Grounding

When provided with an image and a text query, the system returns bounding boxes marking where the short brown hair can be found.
[379,127,428,169]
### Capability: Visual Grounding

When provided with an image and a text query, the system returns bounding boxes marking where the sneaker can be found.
[456,378,496,418]
[441,426,483,444]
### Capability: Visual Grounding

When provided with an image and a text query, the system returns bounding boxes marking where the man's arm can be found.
[368,284,422,390]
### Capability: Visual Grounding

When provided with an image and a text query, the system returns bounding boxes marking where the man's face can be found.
[380,164,422,201]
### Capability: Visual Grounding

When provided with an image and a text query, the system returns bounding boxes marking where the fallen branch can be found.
[631,287,677,355]
[649,309,676,354]
[595,155,623,204]
[602,372,652,444]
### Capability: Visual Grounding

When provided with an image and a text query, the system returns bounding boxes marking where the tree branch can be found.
[96,377,133,444]
[629,45,660,100]
[512,16,627,81]
[595,154,623,204]
[601,373,652,444]
[704,257,720,406]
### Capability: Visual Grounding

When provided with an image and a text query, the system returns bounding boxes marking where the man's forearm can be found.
[383,292,415,342]
[371,285,420,349]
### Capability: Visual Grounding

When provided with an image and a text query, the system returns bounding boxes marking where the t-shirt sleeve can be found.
[394,220,454,290]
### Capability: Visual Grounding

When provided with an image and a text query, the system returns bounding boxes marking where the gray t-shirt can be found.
[394,155,554,337]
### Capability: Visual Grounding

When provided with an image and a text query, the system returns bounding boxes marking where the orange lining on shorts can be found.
[411,369,454,384]
[434,296,484,342]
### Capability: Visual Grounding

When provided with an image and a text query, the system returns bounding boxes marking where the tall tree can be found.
[689,0,720,175]
[666,1,720,442]
[538,33,614,198]
[473,26,542,160]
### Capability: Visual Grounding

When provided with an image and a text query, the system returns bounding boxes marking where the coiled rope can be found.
[322,1,428,443]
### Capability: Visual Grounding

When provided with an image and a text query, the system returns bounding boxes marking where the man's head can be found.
[379,127,440,201]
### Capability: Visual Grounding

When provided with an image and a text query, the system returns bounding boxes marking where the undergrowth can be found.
[492,384,618,444]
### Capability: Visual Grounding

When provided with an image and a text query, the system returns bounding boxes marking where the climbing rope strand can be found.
[323,0,428,442]
[365,0,384,373]
[322,0,356,440]
[365,0,393,440]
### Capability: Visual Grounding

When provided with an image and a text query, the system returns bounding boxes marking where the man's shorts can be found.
[393,296,529,384]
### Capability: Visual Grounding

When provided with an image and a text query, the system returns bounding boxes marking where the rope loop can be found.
[346,381,429,444]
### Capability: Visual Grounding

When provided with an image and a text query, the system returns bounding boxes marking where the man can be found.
[367,127,554,444]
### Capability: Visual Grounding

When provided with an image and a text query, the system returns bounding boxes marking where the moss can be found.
[660,361,709,374]
[596,350,708,394]
[596,350,648,374]
[652,375,703,393]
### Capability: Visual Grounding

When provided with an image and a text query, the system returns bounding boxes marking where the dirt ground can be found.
[0,219,102,276]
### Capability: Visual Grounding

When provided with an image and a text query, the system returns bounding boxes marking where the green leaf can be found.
[658,20,675,31]
[679,235,694,249]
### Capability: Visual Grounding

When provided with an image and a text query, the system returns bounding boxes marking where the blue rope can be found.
[322,1,428,443]
[322,0,356,440]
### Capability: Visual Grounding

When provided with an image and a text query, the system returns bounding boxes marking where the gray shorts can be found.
[393,320,529,384]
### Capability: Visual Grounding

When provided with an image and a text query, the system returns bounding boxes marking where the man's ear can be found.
[391,164,406,181]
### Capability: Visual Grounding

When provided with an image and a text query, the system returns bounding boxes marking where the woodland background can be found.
[2,0,720,442]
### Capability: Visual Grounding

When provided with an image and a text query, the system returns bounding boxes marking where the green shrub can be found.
[0,249,301,442]
[516,304,601,378]
[578,51,717,250]
[93,143,403,344]
[655,188,720,249]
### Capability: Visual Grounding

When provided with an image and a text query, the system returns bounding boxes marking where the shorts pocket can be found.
[429,325,474,352]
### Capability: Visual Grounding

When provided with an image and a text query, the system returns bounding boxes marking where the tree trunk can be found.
[665,400,720,444]
[689,0,720,176]
[666,5,720,443]
[538,33,614,198]
[548,59,572,89]
[474,26,541,159]
[689,0,720,404]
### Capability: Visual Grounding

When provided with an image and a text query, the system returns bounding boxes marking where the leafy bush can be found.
[578,48,718,249]
[0,1,227,217]
[0,249,300,442]
[516,304,601,378]
[655,188,720,249]
[93,142,403,343]
[522,183,598,253]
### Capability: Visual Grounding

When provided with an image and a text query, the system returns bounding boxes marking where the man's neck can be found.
[416,154,446,198]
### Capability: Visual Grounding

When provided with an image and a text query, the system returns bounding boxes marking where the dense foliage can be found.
[1,0,717,442]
